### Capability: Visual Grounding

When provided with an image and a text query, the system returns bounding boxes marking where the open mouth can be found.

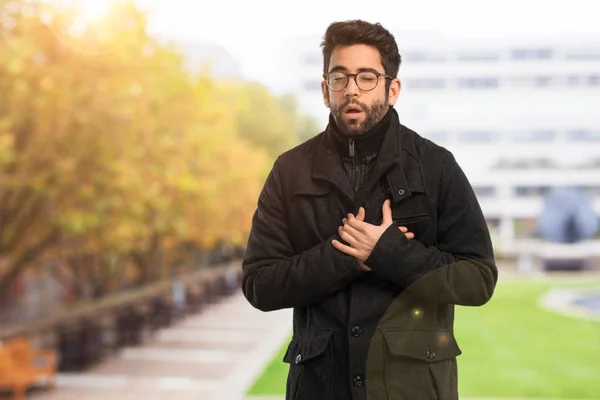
[344,105,363,116]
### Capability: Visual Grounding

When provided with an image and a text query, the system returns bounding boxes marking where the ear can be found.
[388,78,401,106]
[321,80,330,108]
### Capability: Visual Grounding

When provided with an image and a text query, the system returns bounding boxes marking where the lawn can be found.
[246,277,600,398]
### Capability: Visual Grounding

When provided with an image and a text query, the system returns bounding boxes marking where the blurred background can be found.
[0,0,599,399]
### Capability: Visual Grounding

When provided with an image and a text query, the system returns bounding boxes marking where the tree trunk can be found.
[131,232,162,285]
[0,227,60,297]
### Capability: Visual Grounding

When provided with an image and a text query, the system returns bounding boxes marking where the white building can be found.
[173,40,242,80]
[276,32,600,249]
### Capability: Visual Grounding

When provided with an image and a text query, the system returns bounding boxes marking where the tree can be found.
[278,93,322,142]
[217,81,299,159]
[0,0,303,298]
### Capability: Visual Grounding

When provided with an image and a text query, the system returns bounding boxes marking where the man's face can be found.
[321,44,401,136]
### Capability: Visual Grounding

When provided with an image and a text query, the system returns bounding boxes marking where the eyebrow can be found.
[328,66,381,74]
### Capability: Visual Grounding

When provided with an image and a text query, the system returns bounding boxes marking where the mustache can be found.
[343,100,367,109]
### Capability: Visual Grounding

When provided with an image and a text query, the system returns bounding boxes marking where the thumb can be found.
[381,199,393,225]
[356,207,366,221]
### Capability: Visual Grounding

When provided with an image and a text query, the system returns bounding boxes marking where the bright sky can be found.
[131,0,600,86]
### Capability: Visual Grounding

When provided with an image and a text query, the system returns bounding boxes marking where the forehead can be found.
[328,44,384,72]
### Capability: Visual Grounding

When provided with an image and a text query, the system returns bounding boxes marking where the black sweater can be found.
[329,108,392,193]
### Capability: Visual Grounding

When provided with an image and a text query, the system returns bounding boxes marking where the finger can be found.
[338,226,360,247]
[341,223,363,242]
[357,261,372,272]
[381,199,393,225]
[345,216,368,232]
[332,239,360,258]
[397,225,414,238]
[356,207,366,221]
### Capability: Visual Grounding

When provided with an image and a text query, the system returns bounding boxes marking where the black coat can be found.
[242,108,498,400]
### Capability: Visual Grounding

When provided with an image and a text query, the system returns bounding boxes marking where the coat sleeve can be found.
[242,157,365,312]
[364,153,498,306]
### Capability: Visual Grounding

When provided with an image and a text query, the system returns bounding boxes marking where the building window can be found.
[513,159,556,169]
[405,78,446,89]
[456,52,499,61]
[510,75,600,88]
[512,130,556,142]
[458,77,499,89]
[565,75,600,87]
[565,50,600,60]
[533,76,554,87]
[567,75,585,86]
[511,48,553,60]
[588,75,600,86]
[404,52,446,63]
[574,186,600,197]
[424,131,447,143]
[473,186,497,197]
[510,76,534,87]
[509,76,557,87]
[566,130,600,142]
[458,131,499,142]
[302,80,321,91]
[515,186,551,197]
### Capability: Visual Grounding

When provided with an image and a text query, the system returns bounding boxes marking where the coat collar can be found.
[310,107,422,205]
[328,108,392,160]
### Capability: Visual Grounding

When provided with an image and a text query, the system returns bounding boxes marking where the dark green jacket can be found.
[242,108,498,400]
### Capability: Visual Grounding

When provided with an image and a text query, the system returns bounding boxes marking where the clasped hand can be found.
[332,199,414,271]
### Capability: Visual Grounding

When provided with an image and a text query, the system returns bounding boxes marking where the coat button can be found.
[350,326,362,337]
[326,148,332,154]
[426,350,436,360]
[383,182,390,194]
[353,375,364,387]
[295,354,302,364]
[398,189,405,195]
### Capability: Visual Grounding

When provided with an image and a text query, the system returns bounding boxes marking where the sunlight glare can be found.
[79,0,112,22]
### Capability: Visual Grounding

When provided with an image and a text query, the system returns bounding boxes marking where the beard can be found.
[330,95,389,136]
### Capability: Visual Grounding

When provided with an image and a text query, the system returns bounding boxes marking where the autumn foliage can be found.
[0,0,313,296]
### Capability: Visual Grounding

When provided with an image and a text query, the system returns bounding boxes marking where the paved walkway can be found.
[20,270,600,400]
[29,291,292,400]
[540,287,600,321]
[248,396,600,399]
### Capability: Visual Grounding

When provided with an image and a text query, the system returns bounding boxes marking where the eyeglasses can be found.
[323,70,393,92]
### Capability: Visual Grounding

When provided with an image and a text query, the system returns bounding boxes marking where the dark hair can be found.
[320,20,401,85]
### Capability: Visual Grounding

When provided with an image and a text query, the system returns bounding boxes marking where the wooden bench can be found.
[0,338,57,399]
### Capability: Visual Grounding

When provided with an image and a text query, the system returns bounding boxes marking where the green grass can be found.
[247,277,600,398]
[247,339,291,395]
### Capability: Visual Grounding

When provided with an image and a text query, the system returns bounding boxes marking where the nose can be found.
[345,76,360,97]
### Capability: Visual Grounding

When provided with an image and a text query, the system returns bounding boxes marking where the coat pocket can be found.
[282,330,334,400]
[393,213,430,225]
[382,329,461,400]
[392,213,433,245]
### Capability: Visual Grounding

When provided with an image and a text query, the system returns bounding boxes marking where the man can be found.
[242,20,498,400]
